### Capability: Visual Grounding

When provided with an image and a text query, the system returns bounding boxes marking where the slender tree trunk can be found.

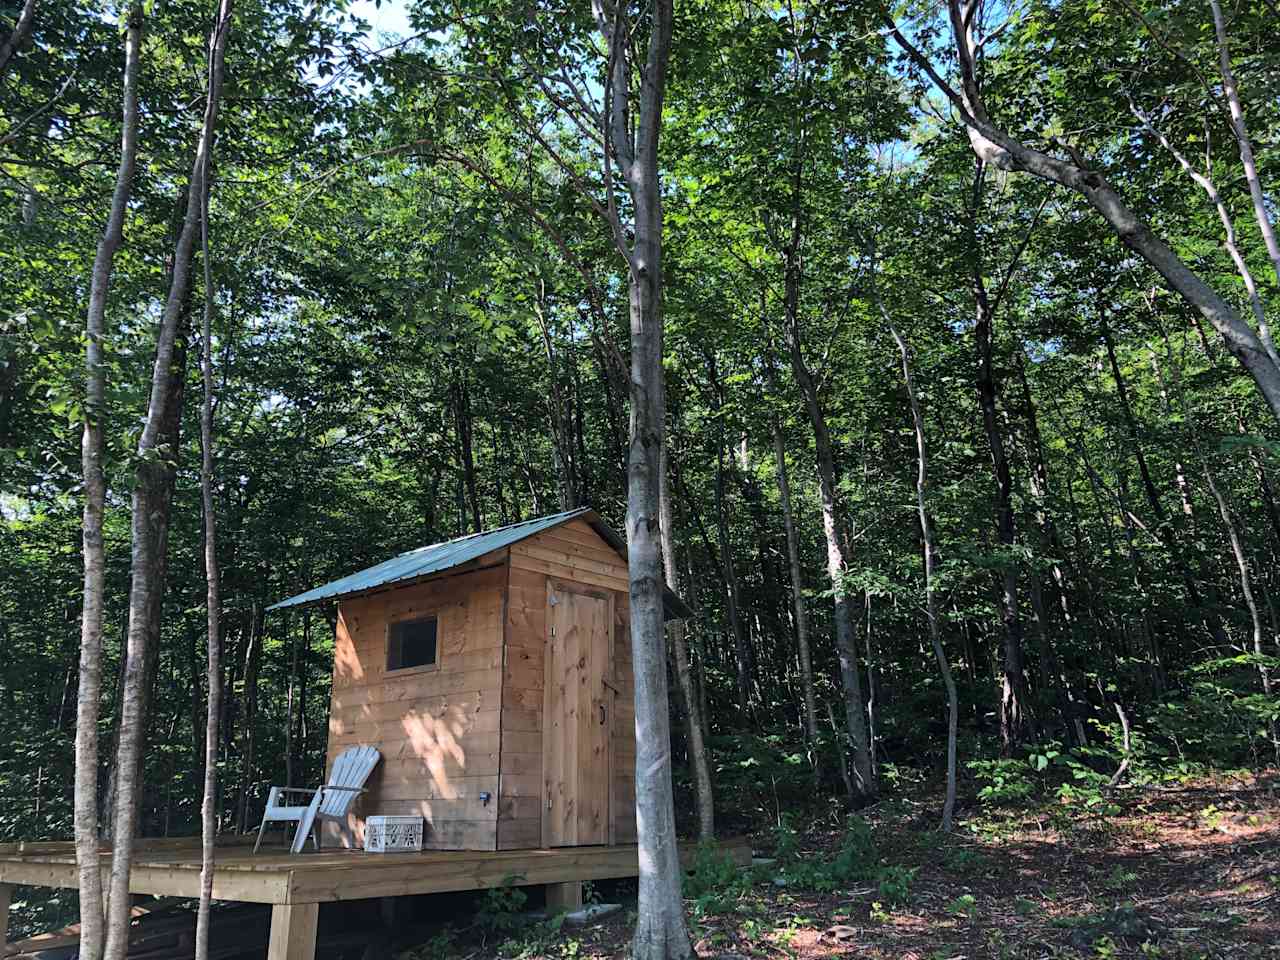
[681,547,712,738]
[236,603,262,833]
[1210,0,1280,335]
[1102,314,1223,653]
[889,323,958,831]
[771,415,819,775]
[659,445,714,840]
[1148,352,1198,520]
[1203,464,1278,759]
[783,322,873,796]
[285,611,297,788]
[779,203,873,797]
[533,278,577,511]
[102,12,232,953]
[714,434,751,714]
[189,630,205,782]
[76,11,142,956]
[968,170,1034,751]
[195,28,231,949]
[0,0,37,77]
[299,610,310,784]
[1100,312,1166,522]
[1014,355,1087,743]
[452,376,482,532]
[593,2,687,955]
[864,590,879,769]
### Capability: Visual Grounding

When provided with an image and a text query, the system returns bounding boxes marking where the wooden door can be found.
[542,582,613,846]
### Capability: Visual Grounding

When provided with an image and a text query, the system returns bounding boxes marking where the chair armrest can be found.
[265,786,319,808]
[318,786,365,793]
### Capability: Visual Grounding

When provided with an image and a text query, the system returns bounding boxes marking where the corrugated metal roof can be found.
[267,507,692,619]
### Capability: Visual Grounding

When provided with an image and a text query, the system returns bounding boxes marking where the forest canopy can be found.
[1,0,1278,953]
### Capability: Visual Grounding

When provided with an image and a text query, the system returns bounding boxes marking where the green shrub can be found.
[829,815,876,880]
[684,840,754,915]
[478,875,528,932]
[684,840,742,900]
[776,815,878,892]
[947,893,977,918]
[875,865,916,905]
[772,812,803,863]
[1151,658,1280,767]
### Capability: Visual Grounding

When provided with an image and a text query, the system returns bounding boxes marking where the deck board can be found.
[0,837,750,905]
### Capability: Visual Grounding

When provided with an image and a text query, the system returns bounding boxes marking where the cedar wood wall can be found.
[324,519,637,851]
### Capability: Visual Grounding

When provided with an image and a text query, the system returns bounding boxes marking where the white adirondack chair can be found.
[253,745,381,854]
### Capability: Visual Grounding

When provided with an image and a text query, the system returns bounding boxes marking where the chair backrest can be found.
[319,745,381,817]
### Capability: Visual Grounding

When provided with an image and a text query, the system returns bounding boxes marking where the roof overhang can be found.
[268,507,694,621]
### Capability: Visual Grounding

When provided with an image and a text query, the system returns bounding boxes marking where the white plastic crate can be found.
[364,815,423,853]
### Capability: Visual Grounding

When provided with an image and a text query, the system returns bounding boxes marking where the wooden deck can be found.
[0,836,751,959]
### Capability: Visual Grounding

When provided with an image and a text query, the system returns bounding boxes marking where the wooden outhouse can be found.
[269,508,690,853]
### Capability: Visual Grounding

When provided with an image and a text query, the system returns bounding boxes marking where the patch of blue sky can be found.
[348,0,413,40]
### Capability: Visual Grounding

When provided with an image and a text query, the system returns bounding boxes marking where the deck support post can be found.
[544,881,582,913]
[268,902,318,960]
[0,882,12,945]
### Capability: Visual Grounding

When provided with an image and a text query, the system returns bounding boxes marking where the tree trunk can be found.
[285,611,298,788]
[0,0,37,77]
[532,277,578,510]
[889,323,958,832]
[714,434,751,714]
[194,14,232,947]
[75,9,141,957]
[1101,313,1223,652]
[1203,463,1278,759]
[771,414,819,777]
[299,610,310,785]
[1210,0,1280,332]
[659,445,714,841]
[882,0,1280,420]
[968,170,1034,752]
[594,1,688,954]
[236,603,262,833]
[1014,354,1086,744]
[452,376,482,532]
[102,13,232,953]
[781,264,874,798]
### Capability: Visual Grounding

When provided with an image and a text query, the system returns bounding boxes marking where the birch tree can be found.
[103,4,233,957]
[588,3,690,954]
[194,16,228,949]
[75,6,142,958]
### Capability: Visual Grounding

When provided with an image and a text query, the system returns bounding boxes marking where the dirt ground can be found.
[429,770,1279,960]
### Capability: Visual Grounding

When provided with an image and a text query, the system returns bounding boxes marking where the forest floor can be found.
[407,770,1280,960]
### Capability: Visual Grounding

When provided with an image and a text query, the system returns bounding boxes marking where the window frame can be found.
[384,611,442,676]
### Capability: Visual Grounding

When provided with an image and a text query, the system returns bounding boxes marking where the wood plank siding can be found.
[323,518,637,851]
[325,562,508,850]
[499,519,637,849]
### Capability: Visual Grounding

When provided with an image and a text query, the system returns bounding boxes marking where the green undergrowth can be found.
[684,811,918,916]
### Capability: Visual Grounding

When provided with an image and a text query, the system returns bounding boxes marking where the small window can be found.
[388,616,438,672]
